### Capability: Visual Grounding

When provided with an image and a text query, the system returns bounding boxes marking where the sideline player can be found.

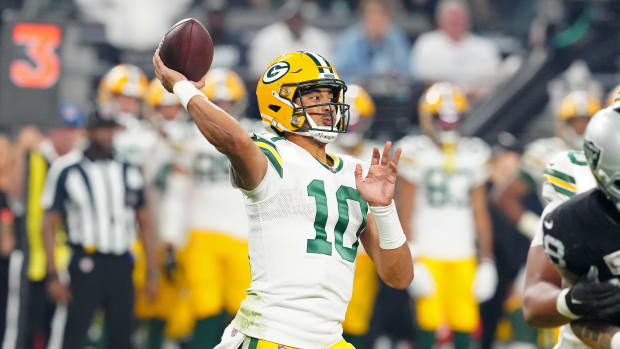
[153,50,413,348]
[496,91,600,239]
[396,83,495,349]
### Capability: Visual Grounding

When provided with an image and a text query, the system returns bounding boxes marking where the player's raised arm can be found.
[358,142,413,290]
[153,50,266,190]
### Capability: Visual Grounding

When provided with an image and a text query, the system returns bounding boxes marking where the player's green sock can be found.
[453,331,470,349]
[191,314,223,349]
[416,330,435,349]
[343,333,364,348]
[146,318,166,349]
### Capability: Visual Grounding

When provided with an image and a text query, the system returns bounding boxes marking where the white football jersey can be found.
[231,134,369,348]
[157,125,249,246]
[532,150,596,349]
[114,117,158,166]
[397,135,490,259]
[520,137,572,203]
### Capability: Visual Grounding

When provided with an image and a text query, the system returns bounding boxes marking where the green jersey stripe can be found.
[251,134,278,150]
[551,183,576,198]
[258,146,283,178]
[544,168,576,184]
[248,337,258,349]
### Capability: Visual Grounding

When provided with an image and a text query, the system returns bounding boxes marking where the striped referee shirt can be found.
[41,150,145,254]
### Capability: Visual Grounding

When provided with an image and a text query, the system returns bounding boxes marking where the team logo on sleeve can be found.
[262,61,290,84]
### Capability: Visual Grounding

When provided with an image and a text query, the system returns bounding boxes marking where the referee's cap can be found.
[87,109,119,129]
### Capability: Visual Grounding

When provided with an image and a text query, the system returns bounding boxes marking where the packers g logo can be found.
[262,61,290,84]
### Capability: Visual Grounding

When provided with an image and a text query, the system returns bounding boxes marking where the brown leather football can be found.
[158,18,213,82]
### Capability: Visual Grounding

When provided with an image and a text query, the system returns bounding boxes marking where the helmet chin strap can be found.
[305,113,339,144]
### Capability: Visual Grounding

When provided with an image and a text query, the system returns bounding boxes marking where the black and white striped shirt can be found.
[41,150,145,254]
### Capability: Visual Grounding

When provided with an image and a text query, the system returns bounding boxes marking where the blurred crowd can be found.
[1,0,620,348]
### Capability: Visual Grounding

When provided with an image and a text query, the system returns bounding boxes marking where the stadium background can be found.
[1,0,620,348]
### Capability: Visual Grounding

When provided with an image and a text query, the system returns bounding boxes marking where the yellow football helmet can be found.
[256,51,349,143]
[335,84,375,148]
[418,82,468,145]
[555,90,600,149]
[97,64,148,114]
[200,68,247,118]
[145,78,183,120]
[604,84,620,107]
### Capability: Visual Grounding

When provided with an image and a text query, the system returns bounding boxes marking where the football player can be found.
[527,106,620,349]
[153,50,413,349]
[396,83,495,349]
[327,84,379,347]
[496,90,601,239]
[97,64,159,170]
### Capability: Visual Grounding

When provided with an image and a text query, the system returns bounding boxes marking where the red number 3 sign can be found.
[10,23,61,89]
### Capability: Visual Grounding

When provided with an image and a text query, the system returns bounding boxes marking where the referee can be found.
[41,110,158,349]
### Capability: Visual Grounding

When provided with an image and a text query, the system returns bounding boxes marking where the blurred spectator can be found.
[75,0,192,51]
[202,0,248,70]
[0,135,15,347]
[247,0,331,77]
[6,107,85,349]
[410,0,501,100]
[333,0,410,85]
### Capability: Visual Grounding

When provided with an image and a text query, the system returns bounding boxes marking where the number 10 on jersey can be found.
[306,179,368,263]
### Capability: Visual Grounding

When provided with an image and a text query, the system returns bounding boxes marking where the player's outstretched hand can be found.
[153,49,206,93]
[355,141,402,207]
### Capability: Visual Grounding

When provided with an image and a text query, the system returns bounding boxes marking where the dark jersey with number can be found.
[542,189,620,281]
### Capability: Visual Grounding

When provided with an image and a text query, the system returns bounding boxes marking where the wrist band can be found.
[370,201,406,250]
[556,288,581,320]
[173,80,204,110]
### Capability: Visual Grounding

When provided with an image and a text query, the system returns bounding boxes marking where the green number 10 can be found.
[306,179,368,262]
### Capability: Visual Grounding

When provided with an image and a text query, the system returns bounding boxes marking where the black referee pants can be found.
[61,249,134,349]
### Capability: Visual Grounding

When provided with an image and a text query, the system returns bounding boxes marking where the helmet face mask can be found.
[257,51,350,144]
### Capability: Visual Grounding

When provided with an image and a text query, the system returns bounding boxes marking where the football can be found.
[158,18,213,82]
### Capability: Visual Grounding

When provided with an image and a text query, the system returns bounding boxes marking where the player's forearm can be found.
[495,179,526,224]
[376,243,413,290]
[571,320,620,349]
[472,186,494,259]
[42,211,60,275]
[137,208,159,279]
[523,282,570,327]
[186,95,253,156]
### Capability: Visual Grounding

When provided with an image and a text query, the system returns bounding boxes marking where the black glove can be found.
[164,245,177,281]
[565,276,620,320]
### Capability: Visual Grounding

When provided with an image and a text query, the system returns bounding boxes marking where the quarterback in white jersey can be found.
[523,108,608,349]
[153,50,412,349]
[496,91,600,239]
[397,83,495,349]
